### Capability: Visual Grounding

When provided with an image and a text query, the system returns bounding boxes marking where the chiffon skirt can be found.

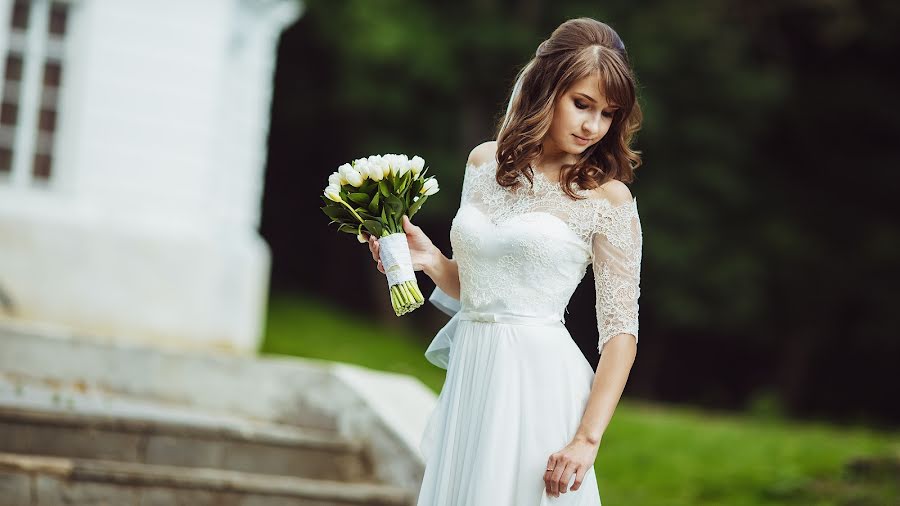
[417,311,602,505]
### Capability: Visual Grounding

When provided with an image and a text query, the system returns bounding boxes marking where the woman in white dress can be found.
[365,17,643,505]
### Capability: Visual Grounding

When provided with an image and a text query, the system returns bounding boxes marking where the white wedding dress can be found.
[416,158,643,505]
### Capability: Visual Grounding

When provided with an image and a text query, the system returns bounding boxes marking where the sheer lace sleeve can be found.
[592,197,643,354]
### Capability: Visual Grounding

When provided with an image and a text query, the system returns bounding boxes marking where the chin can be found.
[568,143,590,153]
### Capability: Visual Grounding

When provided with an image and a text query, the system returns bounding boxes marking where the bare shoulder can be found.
[466,140,497,168]
[589,179,634,207]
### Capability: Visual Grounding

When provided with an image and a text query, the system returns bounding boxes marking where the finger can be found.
[544,456,557,495]
[550,464,564,496]
[558,463,579,494]
[377,260,384,274]
[571,466,587,492]
[402,214,417,232]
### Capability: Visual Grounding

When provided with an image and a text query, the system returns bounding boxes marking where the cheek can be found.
[602,118,614,134]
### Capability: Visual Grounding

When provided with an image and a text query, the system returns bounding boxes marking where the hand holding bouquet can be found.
[321,154,440,316]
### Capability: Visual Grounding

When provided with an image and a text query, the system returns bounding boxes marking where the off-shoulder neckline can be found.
[464,159,638,210]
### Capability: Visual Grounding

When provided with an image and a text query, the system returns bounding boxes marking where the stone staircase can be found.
[0,323,435,505]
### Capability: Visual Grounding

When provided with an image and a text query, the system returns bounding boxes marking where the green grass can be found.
[261,293,899,506]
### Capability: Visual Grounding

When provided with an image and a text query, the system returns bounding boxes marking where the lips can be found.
[573,135,593,142]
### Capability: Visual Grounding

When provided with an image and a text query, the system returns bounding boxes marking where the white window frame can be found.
[0,0,70,188]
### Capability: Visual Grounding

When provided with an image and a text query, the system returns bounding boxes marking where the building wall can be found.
[0,0,300,352]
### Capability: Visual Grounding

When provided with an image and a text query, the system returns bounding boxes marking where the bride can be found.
[365,17,643,505]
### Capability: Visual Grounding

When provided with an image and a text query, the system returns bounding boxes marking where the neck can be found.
[533,140,577,179]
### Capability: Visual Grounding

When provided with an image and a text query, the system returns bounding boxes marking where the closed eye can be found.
[576,99,617,118]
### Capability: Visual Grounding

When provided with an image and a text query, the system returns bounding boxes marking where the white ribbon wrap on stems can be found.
[378,232,416,286]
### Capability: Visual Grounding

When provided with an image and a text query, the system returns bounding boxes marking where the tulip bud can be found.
[354,159,371,180]
[339,164,364,187]
[421,178,439,196]
[367,155,385,181]
[324,184,342,202]
[395,154,410,178]
[410,155,425,177]
[328,172,342,187]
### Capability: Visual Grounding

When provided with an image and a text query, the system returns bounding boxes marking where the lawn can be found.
[261,293,899,506]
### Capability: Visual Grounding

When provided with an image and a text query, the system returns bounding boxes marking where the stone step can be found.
[0,377,372,480]
[0,452,413,506]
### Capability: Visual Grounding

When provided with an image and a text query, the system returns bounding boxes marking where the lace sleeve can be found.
[592,197,643,354]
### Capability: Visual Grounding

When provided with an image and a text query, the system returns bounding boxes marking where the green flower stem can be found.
[338,198,364,224]
[400,283,413,305]
[409,281,424,302]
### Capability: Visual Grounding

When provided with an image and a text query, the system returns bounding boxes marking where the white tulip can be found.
[367,155,386,181]
[324,184,342,202]
[380,154,395,177]
[339,164,364,187]
[337,163,353,182]
[396,157,412,178]
[328,172,342,187]
[410,155,425,177]
[347,170,364,187]
[386,153,408,177]
[421,178,439,196]
[354,159,371,180]
[357,232,367,243]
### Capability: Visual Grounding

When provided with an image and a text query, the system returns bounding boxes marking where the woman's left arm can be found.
[544,334,636,497]
[545,183,643,497]
[577,333,637,445]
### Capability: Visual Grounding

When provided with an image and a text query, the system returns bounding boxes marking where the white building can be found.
[0,0,301,353]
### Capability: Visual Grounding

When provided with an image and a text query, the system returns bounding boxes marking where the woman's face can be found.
[544,73,618,158]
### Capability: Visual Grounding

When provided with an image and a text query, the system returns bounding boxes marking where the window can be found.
[0,0,69,186]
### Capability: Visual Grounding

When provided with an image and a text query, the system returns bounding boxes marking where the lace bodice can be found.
[429,159,643,355]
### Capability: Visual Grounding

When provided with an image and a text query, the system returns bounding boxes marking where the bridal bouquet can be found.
[321,153,440,316]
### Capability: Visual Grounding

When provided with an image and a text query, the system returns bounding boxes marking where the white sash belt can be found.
[457,310,563,327]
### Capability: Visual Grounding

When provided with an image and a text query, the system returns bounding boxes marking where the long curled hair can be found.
[495,18,643,200]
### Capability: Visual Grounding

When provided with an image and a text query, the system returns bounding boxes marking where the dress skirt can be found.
[417,311,602,505]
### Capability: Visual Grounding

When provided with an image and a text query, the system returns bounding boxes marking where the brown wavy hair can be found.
[494,18,643,200]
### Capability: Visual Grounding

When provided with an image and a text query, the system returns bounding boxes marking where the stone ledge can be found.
[0,404,357,452]
[0,452,412,505]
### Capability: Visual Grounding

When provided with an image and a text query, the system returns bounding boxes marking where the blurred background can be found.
[263,0,900,502]
[268,0,900,425]
[0,0,897,505]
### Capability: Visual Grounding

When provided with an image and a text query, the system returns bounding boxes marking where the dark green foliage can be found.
[280,0,899,424]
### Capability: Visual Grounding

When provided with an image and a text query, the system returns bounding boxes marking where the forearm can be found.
[574,334,637,446]
[423,247,461,301]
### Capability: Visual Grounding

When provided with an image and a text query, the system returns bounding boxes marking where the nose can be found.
[582,114,601,136]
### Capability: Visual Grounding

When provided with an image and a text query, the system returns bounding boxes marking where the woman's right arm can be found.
[364,218,460,300]
[367,141,495,302]
[424,249,460,301]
